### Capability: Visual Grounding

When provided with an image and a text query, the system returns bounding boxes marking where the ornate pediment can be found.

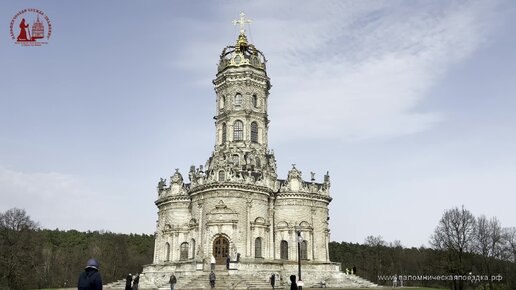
[206,200,238,225]
[157,169,190,198]
[277,166,331,196]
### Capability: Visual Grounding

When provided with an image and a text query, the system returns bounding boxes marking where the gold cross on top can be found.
[233,12,252,34]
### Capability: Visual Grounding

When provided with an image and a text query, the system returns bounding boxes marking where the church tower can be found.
[205,14,277,185]
[137,13,376,290]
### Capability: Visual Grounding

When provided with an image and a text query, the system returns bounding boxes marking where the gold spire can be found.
[233,12,252,52]
[236,33,248,52]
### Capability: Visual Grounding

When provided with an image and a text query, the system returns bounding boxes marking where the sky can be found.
[1,0,515,248]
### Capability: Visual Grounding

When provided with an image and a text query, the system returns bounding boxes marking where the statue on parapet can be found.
[158,178,166,190]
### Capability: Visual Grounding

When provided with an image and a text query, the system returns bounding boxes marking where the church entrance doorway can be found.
[213,235,229,264]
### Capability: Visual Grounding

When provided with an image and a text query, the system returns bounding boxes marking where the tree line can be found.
[330,206,516,290]
[0,208,154,290]
[1,206,514,290]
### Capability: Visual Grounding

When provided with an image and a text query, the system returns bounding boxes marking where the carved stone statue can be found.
[158,178,166,189]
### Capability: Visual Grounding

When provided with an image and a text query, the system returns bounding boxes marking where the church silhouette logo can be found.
[10,8,52,46]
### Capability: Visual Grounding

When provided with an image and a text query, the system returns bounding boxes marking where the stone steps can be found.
[155,271,273,290]
[323,273,379,288]
[106,268,379,289]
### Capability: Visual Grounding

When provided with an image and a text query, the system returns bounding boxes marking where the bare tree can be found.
[364,235,386,280]
[0,208,39,290]
[503,227,516,263]
[365,235,386,247]
[389,240,403,248]
[430,206,476,290]
[474,215,503,290]
[0,208,38,231]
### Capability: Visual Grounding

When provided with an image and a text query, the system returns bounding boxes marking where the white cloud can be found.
[0,167,111,231]
[246,0,498,141]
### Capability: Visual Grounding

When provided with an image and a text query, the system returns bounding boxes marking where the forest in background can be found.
[330,206,516,290]
[1,207,515,290]
[329,241,515,289]
[0,208,153,290]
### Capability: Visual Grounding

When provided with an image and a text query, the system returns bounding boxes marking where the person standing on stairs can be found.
[125,274,132,290]
[169,273,177,290]
[132,273,139,290]
[290,275,297,290]
[209,271,216,289]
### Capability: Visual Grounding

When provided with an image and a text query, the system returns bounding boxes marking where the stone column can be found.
[197,201,204,260]
[246,198,252,257]
[325,230,330,262]
[153,235,159,263]
[169,234,174,262]
[290,229,294,262]
[268,197,274,259]
[311,207,316,261]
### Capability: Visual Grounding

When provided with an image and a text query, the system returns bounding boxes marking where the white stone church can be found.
[138,14,375,289]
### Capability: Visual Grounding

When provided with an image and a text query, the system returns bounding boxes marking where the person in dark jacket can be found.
[270,273,276,290]
[169,273,177,290]
[226,256,230,270]
[290,275,297,290]
[132,273,140,290]
[209,271,216,288]
[125,274,132,290]
[77,258,103,290]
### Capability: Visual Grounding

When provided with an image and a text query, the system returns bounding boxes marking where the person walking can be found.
[270,273,276,290]
[77,258,103,290]
[132,273,139,290]
[209,270,216,289]
[226,256,230,270]
[290,275,297,290]
[169,273,177,290]
[124,274,132,290]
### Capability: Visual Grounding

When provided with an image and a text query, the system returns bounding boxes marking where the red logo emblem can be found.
[10,9,52,46]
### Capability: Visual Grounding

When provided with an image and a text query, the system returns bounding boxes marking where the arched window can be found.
[180,242,189,260]
[233,120,243,141]
[251,122,258,143]
[255,237,262,258]
[300,240,308,260]
[235,93,243,107]
[165,242,170,261]
[218,170,225,182]
[252,94,258,108]
[221,123,227,144]
[280,240,288,260]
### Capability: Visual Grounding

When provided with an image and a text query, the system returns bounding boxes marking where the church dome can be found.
[217,33,267,73]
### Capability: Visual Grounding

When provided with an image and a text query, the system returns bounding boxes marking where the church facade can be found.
[139,15,375,289]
